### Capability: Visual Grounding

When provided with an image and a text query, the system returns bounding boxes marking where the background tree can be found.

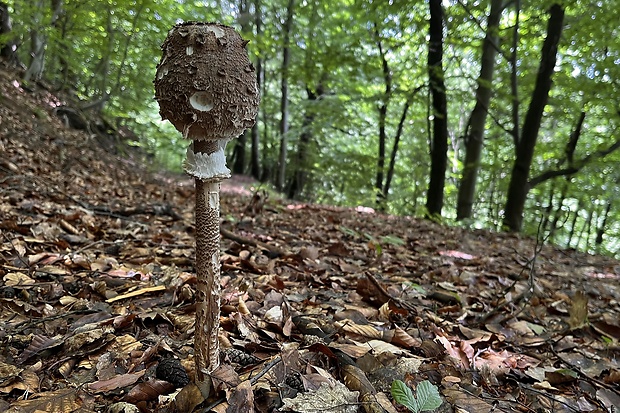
[425,0,449,218]
[456,0,504,220]
[1,0,618,257]
[503,3,565,232]
[276,0,295,191]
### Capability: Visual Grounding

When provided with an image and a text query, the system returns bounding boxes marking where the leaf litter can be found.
[1,67,620,412]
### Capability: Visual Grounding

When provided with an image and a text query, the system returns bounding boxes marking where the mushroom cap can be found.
[154,22,260,140]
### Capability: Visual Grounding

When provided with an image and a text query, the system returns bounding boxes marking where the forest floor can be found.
[1,65,620,413]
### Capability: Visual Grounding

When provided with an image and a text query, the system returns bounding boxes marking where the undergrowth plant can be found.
[391,380,442,412]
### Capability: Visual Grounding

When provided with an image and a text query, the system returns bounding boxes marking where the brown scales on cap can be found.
[154,22,259,141]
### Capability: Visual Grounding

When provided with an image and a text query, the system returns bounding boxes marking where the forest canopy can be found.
[1,0,619,257]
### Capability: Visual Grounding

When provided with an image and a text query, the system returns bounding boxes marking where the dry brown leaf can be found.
[226,380,254,413]
[336,321,382,340]
[173,382,205,413]
[88,371,145,393]
[443,386,494,411]
[391,327,421,348]
[124,378,175,403]
[6,388,82,413]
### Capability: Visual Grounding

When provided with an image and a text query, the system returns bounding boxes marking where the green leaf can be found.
[339,226,358,237]
[391,380,419,413]
[416,380,443,411]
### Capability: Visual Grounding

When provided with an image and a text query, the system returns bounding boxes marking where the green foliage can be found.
[4,0,619,258]
[391,380,443,412]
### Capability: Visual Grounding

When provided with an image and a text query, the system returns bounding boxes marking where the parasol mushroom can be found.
[154,21,259,398]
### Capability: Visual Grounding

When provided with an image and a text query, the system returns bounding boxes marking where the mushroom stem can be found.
[193,139,224,398]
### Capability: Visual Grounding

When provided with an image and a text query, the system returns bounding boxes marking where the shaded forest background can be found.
[1,0,619,257]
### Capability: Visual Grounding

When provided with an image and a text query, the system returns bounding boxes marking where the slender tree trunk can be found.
[595,203,611,246]
[277,0,295,191]
[259,108,270,182]
[510,0,521,148]
[456,0,503,220]
[232,130,248,174]
[82,6,113,110]
[232,0,251,174]
[576,206,592,249]
[25,0,63,82]
[548,179,569,241]
[54,5,70,89]
[373,22,391,202]
[425,0,449,218]
[541,183,555,233]
[250,0,263,180]
[288,84,322,199]
[584,207,594,250]
[503,4,565,232]
[376,101,387,196]
[567,200,580,248]
[383,98,411,199]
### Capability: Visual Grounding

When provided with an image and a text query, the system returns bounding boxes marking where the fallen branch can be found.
[220,226,291,257]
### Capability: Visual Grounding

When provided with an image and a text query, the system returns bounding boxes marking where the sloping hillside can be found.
[1,66,619,412]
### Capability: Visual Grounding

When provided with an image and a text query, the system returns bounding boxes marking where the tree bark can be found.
[425,0,449,218]
[277,0,295,191]
[456,0,503,220]
[503,4,565,232]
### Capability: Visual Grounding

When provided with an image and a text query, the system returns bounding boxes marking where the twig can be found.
[477,218,549,325]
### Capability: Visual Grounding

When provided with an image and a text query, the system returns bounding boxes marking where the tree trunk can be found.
[503,4,565,232]
[250,0,263,180]
[232,130,248,174]
[83,6,113,110]
[456,0,503,220]
[548,179,569,241]
[541,182,555,233]
[373,22,391,202]
[425,0,449,218]
[595,203,611,246]
[510,0,521,148]
[277,0,295,191]
[24,0,63,83]
[566,199,580,248]
[0,2,19,65]
[54,3,71,89]
[383,98,411,199]
[232,0,251,174]
[288,84,322,199]
[584,207,594,250]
